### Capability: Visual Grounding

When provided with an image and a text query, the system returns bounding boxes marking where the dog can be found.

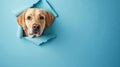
[17,8,54,37]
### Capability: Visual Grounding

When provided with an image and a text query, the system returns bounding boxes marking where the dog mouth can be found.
[29,33,40,38]
[28,24,45,37]
[33,29,40,34]
[29,30,40,35]
[29,29,43,37]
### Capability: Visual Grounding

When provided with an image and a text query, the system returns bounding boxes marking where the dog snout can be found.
[32,24,40,34]
[32,24,40,30]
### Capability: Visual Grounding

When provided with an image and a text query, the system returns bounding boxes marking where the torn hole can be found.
[13,0,59,45]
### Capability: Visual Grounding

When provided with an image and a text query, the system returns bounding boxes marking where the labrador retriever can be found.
[17,8,54,37]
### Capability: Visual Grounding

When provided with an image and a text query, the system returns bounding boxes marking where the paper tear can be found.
[14,0,58,45]
[24,33,56,45]
[12,0,58,17]
[12,0,39,17]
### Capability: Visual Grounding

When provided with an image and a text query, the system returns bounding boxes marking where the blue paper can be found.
[13,0,58,17]
[17,25,56,45]
[14,0,58,45]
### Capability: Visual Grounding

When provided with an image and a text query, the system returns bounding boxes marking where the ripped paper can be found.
[14,0,58,45]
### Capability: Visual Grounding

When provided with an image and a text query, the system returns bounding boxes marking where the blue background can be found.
[0,0,120,67]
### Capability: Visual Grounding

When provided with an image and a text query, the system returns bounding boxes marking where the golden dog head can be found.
[17,8,54,37]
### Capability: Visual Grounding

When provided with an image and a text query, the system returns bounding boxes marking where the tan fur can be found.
[45,12,54,28]
[17,8,54,37]
[17,10,28,35]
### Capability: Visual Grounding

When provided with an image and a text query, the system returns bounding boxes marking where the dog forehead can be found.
[25,8,46,15]
[24,9,33,17]
[35,8,46,15]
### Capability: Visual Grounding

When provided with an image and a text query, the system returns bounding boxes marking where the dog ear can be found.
[45,12,54,28]
[17,10,28,35]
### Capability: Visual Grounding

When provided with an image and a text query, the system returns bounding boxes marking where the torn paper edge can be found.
[12,0,59,17]
[13,0,58,45]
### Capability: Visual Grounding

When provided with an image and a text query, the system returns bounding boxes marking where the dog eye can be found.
[40,16,44,20]
[27,16,32,20]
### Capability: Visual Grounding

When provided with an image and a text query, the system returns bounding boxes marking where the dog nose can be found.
[32,24,40,30]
